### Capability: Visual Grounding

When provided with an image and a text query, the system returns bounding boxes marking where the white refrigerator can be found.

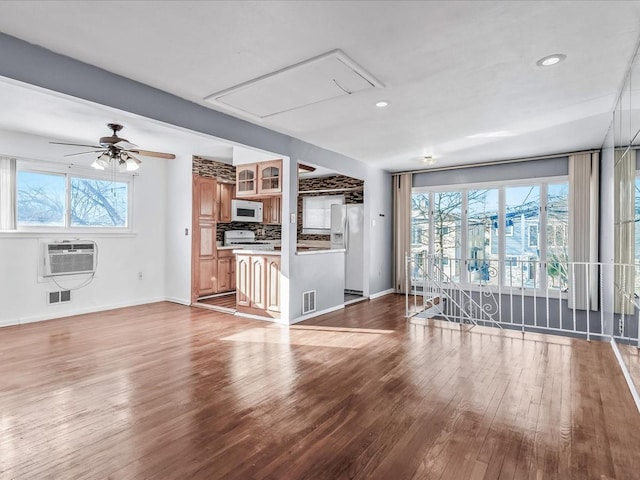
[330,204,364,293]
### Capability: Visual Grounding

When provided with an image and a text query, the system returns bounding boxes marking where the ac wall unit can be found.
[43,241,97,277]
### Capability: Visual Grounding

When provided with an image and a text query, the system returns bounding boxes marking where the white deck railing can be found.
[405,253,640,344]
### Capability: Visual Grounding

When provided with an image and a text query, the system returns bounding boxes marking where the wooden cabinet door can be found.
[262,196,282,225]
[218,183,234,223]
[257,160,282,195]
[236,165,257,197]
[236,255,251,307]
[250,256,266,310]
[192,174,218,301]
[216,257,234,293]
[231,257,236,291]
[196,176,218,220]
[197,222,216,295]
[266,257,281,313]
[272,196,282,224]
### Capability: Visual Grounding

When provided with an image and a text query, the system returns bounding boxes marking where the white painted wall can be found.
[0,129,168,326]
[164,152,193,305]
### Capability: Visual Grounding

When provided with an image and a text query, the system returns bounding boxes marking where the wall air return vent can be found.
[302,290,317,315]
[204,49,384,120]
[48,290,71,304]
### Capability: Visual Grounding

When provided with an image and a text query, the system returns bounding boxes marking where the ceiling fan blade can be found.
[127,149,176,159]
[114,140,138,149]
[50,141,103,149]
[64,150,105,157]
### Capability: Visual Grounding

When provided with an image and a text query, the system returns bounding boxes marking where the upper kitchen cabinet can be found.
[217,182,235,223]
[258,160,282,195]
[262,196,282,225]
[236,165,257,197]
[195,175,218,220]
[236,160,283,197]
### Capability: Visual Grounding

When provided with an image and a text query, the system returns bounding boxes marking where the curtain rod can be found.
[390,149,601,176]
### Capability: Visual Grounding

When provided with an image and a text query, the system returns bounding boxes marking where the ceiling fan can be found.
[50,123,176,172]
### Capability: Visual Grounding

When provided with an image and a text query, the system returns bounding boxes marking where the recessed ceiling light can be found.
[420,156,437,165]
[536,54,566,67]
[375,101,389,108]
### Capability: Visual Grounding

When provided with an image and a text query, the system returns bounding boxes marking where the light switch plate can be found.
[290,213,296,223]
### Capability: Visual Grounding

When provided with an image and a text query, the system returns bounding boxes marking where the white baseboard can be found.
[610,338,640,414]
[12,297,168,327]
[290,304,345,324]
[368,288,395,300]
[165,296,191,306]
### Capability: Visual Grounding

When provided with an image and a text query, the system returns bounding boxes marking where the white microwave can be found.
[231,199,263,223]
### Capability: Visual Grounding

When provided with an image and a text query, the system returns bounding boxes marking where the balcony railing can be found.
[405,253,640,344]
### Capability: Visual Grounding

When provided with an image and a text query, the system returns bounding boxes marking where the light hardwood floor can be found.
[1,295,639,479]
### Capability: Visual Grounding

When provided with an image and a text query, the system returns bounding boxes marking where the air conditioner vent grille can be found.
[44,241,97,277]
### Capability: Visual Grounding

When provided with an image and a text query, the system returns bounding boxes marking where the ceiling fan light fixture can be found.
[124,154,141,172]
[91,158,105,170]
[96,153,111,169]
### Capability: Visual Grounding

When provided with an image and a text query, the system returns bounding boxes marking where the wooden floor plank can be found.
[0,296,639,479]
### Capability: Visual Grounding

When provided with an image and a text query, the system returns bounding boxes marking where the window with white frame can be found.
[411,178,569,290]
[2,161,132,231]
[302,194,344,234]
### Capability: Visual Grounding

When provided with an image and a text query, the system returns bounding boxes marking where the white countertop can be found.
[233,249,281,256]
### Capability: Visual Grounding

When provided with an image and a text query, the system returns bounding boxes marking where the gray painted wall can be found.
[0,32,394,321]
[413,157,568,188]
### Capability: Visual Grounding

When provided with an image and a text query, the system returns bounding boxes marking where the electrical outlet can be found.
[618,318,624,335]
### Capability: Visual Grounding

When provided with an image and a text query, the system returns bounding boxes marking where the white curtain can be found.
[0,157,16,230]
[568,152,599,310]
[393,173,412,293]
[614,148,636,314]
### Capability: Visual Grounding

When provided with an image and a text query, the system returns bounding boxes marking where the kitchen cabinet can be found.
[258,160,282,195]
[236,160,282,197]
[266,257,281,314]
[262,196,282,225]
[215,249,235,293]
[192,175,218,301]
[236,165,257,197]
[236,253,281,318]
[236,254,251,308]
[217,182,235,223]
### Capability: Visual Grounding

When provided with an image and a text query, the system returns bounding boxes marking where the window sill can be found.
[0,230,137,239]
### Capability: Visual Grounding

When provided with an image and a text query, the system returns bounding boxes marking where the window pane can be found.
[468,189,499,285]
[433,191,461,281]
[547,183,569,290]
[410,193,430,286]
[505,185,540,288]
[70,177,128,227]
[17,171,66,226]
[302,195,343,231]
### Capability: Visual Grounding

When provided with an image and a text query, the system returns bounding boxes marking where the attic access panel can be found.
[204,50,384,120]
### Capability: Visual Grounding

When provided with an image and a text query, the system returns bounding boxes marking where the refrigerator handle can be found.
[344,214,350,251]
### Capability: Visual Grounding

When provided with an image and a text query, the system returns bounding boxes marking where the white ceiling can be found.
[0,1,639,171]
